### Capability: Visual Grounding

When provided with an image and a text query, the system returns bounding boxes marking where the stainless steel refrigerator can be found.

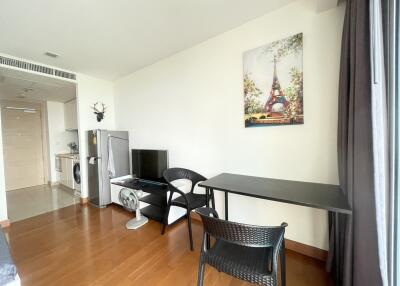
[87,130,130,207]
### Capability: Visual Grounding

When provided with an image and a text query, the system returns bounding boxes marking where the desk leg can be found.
[334,212,340,286]
[205,187,211,249]
[211,188,215,210]
[224,192,228,220]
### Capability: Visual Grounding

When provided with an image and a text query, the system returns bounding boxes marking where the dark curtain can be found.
[327,0,386,285]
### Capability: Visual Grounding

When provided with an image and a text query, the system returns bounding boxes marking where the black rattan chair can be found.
[196,207,287,286]
[162,168,215,250]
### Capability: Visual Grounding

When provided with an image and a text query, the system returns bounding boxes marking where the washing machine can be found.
[72,155,81,197]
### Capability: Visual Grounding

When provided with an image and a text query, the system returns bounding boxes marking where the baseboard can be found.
[285,238,327,261]
[0,220,11,228]
[80,197,89,205]
[48,181,60,186]
[190,212,327,261]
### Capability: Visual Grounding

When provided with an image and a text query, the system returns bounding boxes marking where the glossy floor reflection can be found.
[6,184,79,222]
[4,204,334,286]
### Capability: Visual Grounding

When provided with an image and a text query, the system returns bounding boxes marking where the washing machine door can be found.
[73,162,81,184]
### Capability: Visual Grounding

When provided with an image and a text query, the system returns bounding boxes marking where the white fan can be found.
[119,188,148,229]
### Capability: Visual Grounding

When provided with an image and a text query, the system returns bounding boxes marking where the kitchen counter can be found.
[55,153,79,159]
[55,153,80,190]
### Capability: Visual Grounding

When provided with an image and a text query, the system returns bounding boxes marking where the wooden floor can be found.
[3,204,334,286]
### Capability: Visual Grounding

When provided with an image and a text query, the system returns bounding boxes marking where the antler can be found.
[92,102,100,113]
[91,102,106,114]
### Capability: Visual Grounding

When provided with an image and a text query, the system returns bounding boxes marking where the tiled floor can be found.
[6,184,79,222]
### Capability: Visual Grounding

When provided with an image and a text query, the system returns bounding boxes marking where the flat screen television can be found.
[131,149,168,182]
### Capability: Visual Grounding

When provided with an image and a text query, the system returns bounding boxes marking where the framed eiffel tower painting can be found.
[243,33,303,127]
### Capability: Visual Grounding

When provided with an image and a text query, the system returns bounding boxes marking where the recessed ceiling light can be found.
[44,51,59,58]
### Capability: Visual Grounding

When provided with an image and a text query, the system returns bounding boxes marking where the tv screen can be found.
[131,149,168,182]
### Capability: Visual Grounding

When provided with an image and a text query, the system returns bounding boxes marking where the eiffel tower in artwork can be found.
[264,57,288,116]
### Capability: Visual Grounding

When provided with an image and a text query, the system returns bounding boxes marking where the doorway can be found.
[0,67,80,222]
[1,100,45,190]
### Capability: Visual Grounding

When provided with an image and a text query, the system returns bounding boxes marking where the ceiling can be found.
[0,0,295,80]
[0,67,76,103]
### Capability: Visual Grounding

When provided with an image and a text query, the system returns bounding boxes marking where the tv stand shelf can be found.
[113,178,168,224]
[140,205,165,223]
[140,193,167,208]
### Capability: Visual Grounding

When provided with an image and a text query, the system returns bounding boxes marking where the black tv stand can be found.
[113,178,168,224]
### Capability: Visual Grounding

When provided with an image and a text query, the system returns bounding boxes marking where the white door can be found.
[1,101,45,191]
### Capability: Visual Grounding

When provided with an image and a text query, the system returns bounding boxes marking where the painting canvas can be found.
[243,33,303,127]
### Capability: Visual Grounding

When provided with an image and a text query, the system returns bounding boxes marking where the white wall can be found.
[0,108,7,221]
[76,74,115,198]
[114,0,345,250]
[47,101,79,183]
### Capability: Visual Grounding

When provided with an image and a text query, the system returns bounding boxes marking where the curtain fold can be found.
[370,0,389,285]
[327,0,389,285]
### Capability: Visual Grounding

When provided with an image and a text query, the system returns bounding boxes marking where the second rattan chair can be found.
[162,168,215,250]
[196,207,288,286]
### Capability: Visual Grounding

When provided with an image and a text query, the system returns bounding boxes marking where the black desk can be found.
[198,173,351,220]
[199,173,351,285]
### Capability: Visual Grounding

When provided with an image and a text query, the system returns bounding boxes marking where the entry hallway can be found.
[6,185,78,222]
[3,204,334,286]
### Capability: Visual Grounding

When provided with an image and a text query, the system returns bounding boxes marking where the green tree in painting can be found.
[267,33,303,60]
[243,73,263,116]
[285,67,303,119]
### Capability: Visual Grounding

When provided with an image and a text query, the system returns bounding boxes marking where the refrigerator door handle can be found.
[88,156,101,165]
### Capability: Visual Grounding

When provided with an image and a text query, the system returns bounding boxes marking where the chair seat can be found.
[204,240,275,285]
[171,193,207,209]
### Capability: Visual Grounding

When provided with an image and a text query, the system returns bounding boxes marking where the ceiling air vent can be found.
[0,55,76,81]
[54,69,75,80]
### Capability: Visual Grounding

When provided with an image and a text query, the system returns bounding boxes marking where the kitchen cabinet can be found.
[64,99,78,130]
[58,156,74,189]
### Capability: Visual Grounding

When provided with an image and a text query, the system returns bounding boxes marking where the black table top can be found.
[199,173,351,214]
